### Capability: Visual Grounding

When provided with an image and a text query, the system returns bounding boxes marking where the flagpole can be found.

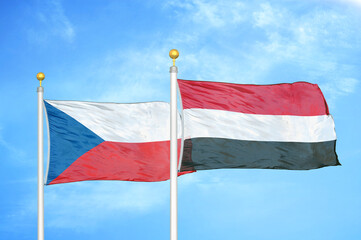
[37,72,45,240]
[169,49,179,240]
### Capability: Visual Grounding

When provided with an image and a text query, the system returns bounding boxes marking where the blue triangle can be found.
[44,101,104,184]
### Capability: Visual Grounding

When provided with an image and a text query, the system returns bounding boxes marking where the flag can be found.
[44,100,185,185]
[178,79,340,172]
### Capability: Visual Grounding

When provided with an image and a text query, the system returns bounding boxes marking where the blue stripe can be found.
[44,101,104,184]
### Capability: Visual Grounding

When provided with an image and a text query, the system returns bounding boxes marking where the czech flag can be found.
[44,100,184,185]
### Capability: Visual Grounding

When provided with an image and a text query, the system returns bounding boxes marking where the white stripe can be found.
[46,100,181,143]
[184,109,336,143]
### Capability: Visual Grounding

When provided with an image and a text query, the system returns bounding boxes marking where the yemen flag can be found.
[178,79,339,172]
[44,100,185,185]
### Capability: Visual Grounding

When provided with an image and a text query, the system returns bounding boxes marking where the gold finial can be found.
[36,72,45,86]
[169,49,179,66]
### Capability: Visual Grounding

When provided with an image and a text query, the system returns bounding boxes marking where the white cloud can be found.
[87,1,360,108]
[0,127,26,161]
[165,0,246,28]
[249,3,361,105]
[334,0,361,7]
[4,179,169,231]
[320,77,359,107]
[338,78,358,93]
[253,2,283,28]
[44,181,169,229]
[29,0,75,43]
[48,0,358,107]
[178,170,295,223]
[78,47,172,103]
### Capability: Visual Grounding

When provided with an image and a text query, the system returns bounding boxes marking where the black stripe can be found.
[180,138,339,172]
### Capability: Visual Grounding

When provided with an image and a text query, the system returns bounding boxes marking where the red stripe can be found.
[49,140,192,185]
[178,79,329,116]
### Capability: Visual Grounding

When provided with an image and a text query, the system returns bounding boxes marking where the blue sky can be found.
[1,0,361,239]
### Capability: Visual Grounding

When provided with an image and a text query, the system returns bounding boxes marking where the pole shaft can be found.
[170,66,178,240]
[37,86,44,240]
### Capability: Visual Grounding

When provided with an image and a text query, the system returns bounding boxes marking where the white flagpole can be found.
[37,72,45,240]
[169,49,179,240]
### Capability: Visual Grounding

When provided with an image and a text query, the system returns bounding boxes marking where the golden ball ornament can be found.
[36,72,45,81]
[169,49,179,60]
